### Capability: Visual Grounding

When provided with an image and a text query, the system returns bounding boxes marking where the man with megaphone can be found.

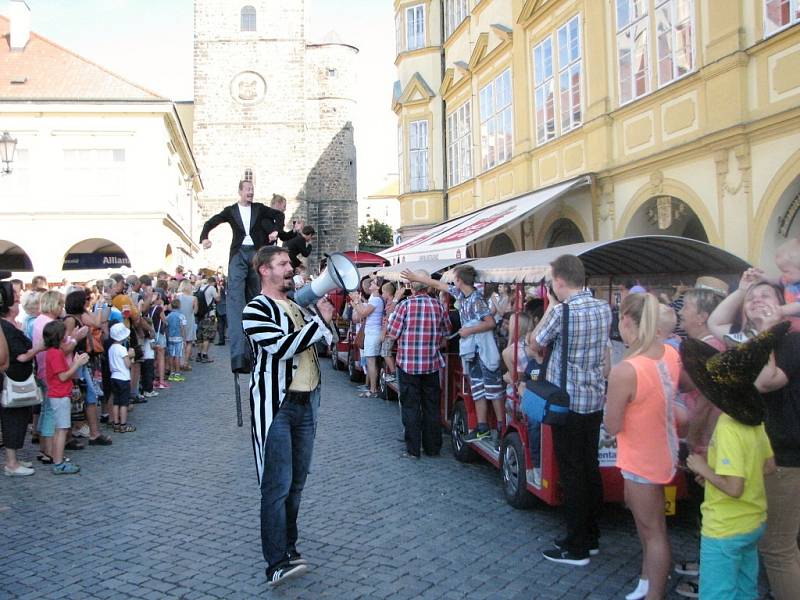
[242,245,336,587]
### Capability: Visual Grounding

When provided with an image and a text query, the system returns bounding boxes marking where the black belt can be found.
[286,390,311,405]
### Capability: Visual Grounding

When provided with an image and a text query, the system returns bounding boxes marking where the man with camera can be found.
[241,245,333,587]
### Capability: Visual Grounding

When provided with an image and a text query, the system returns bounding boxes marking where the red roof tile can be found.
[0,15,165,101]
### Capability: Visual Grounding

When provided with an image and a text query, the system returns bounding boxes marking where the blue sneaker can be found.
[52,462,80,475]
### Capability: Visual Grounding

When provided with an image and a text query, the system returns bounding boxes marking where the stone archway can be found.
[760,174,800,267]
[487,232,516,256]
[0,240,34,271]
[62,238,131,271]
[623,196,708,242]
[544,218,584,248]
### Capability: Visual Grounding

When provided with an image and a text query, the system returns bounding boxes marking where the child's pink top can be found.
[32,314,54,381]
[616,344,681,484]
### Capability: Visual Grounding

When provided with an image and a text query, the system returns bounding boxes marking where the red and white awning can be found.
[381,176,590,262]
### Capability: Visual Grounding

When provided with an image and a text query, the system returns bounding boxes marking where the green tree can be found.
[359,220,393,246]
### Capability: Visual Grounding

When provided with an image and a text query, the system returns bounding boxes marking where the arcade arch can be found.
[0,240,34,271]
[543,218,585,248]
[62,238,131,271]
[622,195,708,242]
[487,233,516,256]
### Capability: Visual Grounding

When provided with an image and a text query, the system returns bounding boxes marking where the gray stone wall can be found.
[193,0,357,271]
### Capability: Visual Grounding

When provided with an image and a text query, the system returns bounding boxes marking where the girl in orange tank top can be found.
[605,293,685,600]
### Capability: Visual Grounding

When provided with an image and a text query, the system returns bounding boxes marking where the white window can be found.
[655,0,694,87]
[397,123,404,195]
[63,149,126,196]
[557,16,582,133]
[409,120,428,192]
[533,38,556,144]
[764,0,800,36]
[406,5,425,51]
[241,6,256,32]
[445,0,469,38]
[616,0,650,104]
[479,68,513,172]
[447,101,472,186]
[395,12,402,54]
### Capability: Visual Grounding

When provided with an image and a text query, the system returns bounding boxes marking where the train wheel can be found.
[451,402,477,463]
[378,367,388,399]
[347,351,361,382]
[501,431,536,509]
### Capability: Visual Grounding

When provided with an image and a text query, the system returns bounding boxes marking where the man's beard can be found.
[279,275,293,291]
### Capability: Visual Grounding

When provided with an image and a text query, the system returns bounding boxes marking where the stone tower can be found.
[192,0,358,270]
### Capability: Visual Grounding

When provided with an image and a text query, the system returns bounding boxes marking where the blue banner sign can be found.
[63,253,130,270]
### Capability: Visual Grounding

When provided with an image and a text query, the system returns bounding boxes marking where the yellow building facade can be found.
[392,0,800,266]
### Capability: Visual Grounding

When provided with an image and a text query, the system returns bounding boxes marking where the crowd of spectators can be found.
[0,267,226,476]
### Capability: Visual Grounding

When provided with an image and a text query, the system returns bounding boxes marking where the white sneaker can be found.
[625,578,649,600]
[4,465,35,476]
[143,391,159,398]
[73,425,90,438]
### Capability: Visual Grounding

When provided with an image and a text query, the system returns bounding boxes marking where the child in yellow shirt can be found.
[687,413,775,599]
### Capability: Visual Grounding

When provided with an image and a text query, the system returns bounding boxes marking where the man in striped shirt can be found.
[387,272,451,459]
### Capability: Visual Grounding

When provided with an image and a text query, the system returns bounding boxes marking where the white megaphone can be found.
[294,252,360,307]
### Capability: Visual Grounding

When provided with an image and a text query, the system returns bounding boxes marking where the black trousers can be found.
[397,368,442,457]
[141,359,155,393]
[216,313,227,342]
[551,410,603,555]
[0,405,32,449]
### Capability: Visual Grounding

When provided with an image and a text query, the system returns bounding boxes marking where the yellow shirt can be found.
[274,299,319,392]
[701,414,773,538]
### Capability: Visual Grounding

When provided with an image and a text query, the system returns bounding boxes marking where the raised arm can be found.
[708,269,759,338]
[401,269,448,292]
[200,207,228,244]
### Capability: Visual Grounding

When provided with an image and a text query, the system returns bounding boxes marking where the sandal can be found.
[674,561,699,576]
[117,423,136,433]
[675,579,699,598]
[358,390,379,398]
[37,454,70,464]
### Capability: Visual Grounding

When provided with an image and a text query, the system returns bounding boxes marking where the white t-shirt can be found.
[109,343,131,381]
[364,295,384,333]
[237,203,254,246]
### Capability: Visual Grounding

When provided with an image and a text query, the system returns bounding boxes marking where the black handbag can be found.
[521,303,570,425]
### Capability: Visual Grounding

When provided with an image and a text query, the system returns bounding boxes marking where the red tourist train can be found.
[330,236,749,513]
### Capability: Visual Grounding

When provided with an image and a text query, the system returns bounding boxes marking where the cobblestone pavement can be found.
[1,352,768,599]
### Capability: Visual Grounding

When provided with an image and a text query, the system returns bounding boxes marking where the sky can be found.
[0,0,398,197]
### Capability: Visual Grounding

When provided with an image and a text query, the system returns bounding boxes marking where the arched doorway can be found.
[625,196,708,242]
[488,233,516,256]
[164,244,174,272]
[765,174,800,266]
[544,218,584,248]
[0,240,33,271]
[62,238,131,271]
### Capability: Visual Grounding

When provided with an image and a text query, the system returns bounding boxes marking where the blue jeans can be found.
[260,388,318,569]
[227,246,259,370]
[700,523,765,600]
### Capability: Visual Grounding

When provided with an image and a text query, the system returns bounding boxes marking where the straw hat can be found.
[695,276,729,297]
[680,321,790,425]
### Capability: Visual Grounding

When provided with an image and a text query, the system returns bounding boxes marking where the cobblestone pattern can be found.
[0,353,768,599]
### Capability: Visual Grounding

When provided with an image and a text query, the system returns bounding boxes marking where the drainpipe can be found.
[440,0,449,221]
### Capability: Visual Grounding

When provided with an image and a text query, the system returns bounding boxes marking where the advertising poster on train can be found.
[597,424,617,467]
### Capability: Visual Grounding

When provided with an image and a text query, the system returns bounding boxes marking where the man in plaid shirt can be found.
[386,272,451,459]
[530,254,611,567]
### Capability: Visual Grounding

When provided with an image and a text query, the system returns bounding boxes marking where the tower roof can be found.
[0,14,166,102]
[307,29,358,53]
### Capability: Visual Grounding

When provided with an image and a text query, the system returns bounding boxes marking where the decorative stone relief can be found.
[598,180,615,223]
[230,71,267,105]
[714,144,751,203]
